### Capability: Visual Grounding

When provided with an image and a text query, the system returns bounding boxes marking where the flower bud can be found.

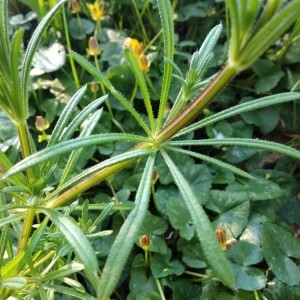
[70,0,81,14]
[90,81,99,93]
[139,234,151,251]
[35,116,49,132]
[87,36,101,56]
[215,227,227,251]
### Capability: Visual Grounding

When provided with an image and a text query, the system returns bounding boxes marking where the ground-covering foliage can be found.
[1,0,300,299]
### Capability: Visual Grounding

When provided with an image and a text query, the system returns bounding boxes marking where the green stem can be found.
[156,64,237,143]
[144,249,148,264]
[155,278,166,300]
[131,0,149,44]
[254,290,260,300]
[21,250,56,276]
[17,207,36,254]
[93,55,125,132]
[62,7,80,89]
[16,121,34,181]
[129,80,138,104]
[184,270,210,279]
[45,143,151,208]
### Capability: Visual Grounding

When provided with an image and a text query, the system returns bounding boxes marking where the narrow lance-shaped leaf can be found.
[40,208,98,274]
[59,94,107,142]
[176,92,300,137]
[0,0,10,71]
[123,45,155,133]
[97,155,156,299]
[4,134,150,179]
[156,0,174,130]
[46,148,156,202]
[162,150,235,288]
[10,29,25,122]
[58,109,103,186]
[21,0,68,113]
[69,50,151,136]
[48,85,88,146]
[170,138,300,161]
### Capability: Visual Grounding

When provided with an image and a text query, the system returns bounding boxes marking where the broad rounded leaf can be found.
[213,201,250,237]
[167,196,194,240]
[231,263,267,291]
[262,222,300,285]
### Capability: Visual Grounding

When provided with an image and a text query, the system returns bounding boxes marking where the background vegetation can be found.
[1,0,300,299]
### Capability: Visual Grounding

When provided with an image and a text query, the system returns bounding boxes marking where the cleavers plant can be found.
[0,0,300,299]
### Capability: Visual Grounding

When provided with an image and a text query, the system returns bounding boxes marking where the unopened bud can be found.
[215,227,227,251]
[35,116,49,132]
[87,36,101,56]
[139,234,151,251]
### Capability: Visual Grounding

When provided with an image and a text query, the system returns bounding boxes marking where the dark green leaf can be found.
[177,238,206,269]
[127,268,158,300]
[241,106,280,134]
[150,249,184,278]
[167,196,195,240]
[226,241,263,266]
[262,222,300,285]
[213,201,250,237]
[225,147,257,164]
[170,280,202,300]
[226,178,284,200]
[231,263,267,291]
[69,18,94,40]
[252,59,284,93]
[264,279,300,300]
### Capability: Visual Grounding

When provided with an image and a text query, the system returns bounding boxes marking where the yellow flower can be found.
[87,1,105,21]
[86,36,101,56]
[124,38,150,72]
